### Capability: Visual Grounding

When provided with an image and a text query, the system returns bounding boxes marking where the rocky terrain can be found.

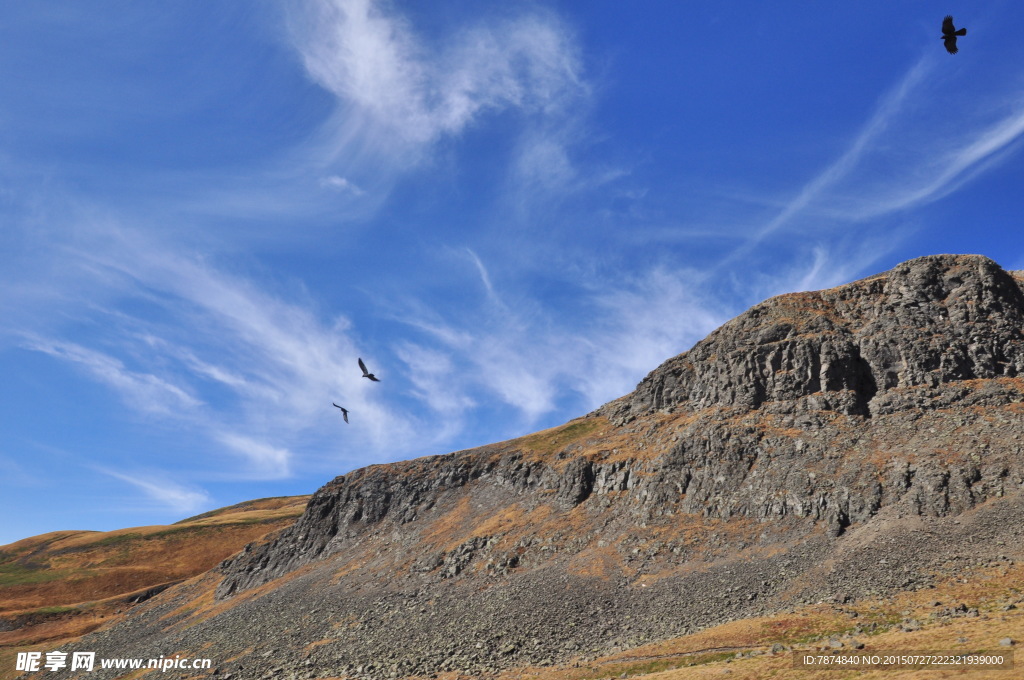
[17,254,1024,679]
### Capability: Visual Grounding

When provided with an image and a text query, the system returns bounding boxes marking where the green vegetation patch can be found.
[214,515,303,526]
[517,418,605,456]
[147,517,298,538]
[30,605,78,616]
[84,525,213,547]
[89,532,145,547]
[0,562,65,587]
[148,525,217,540]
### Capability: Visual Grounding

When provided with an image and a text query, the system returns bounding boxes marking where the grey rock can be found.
[900,619,922,632]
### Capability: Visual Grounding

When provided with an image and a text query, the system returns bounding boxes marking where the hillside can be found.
[1,496,309,678]
[14,254,1024,679]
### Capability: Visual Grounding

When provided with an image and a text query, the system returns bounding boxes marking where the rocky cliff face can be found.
[606,254,1024,419]
[41,255,1024,680]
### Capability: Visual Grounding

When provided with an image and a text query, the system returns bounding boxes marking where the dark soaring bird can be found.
[942,15,967,54]
[358,358,380,382]
[332,403,349,423]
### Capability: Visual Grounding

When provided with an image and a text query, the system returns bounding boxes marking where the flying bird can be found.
[358,358,380,382]
[332,403,349,423]
[942,15,967,54]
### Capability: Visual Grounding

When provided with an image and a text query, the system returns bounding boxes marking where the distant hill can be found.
[0,495,308,678]
[12,254,1024,680]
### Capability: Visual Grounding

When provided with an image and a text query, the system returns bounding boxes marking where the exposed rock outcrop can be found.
[604,254,1024,420]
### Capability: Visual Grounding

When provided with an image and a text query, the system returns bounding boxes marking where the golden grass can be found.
[509,418,612,466]
[1,496,309,611]
[565,546,627,581]
[419,496,475,551]
[469,504,535,540]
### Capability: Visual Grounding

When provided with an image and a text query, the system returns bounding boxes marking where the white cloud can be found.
[320,175,365,195]
[513,131,577,191]
[9,217,429,478]
[717,56,933,269]
[98,468,211,514]
[856,104,1024,217]
[392,256,726,426]
[287,0,587,156]
[710,47,1024,290]
[462,247,499,303]
[393,342,475,424]
[579,267,724,403]
[22,336,201,414]
[395,317,551,422]
[751,244,882,303]
[216,432,293,480]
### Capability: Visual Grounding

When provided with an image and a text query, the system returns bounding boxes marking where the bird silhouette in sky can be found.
[942,15,967,54]
[332,403,349,423]
[358,358,380,382]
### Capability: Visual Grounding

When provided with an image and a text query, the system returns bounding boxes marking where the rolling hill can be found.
[1,496,309,678]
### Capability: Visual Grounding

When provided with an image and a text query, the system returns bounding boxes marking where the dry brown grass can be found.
[419,496,475,552]
[507,418,616,467]
[565,546,626,581]
[468,504,537,540]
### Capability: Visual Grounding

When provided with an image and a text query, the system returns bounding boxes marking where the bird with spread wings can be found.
[358,357,380,382]
[942,15,967,54]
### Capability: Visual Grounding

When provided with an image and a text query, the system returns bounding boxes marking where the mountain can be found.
[15,254,1024,679]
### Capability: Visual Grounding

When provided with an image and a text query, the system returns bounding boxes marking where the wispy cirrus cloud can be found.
[392,341,475,444]
[319,175,365,195]
[215,432,294,480]
[96,468,212,514]
[11,218,420,479]
[1,2,597,465]
[288,0,586,152]
[283,0,594,209]
[461,247,500,304]
[392,255,725,429]
[853,102,1024,218]
[715,48,1024,285]
[716,55,933,270]
[21,336,202,414]
[580,267,724,399]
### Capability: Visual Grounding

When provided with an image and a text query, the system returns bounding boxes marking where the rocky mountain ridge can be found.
[607,254,1024,419]
[216,255,1024,598]
[27,254,1024,680]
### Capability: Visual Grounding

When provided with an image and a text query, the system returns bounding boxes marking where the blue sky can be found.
[3,1,1024,545]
